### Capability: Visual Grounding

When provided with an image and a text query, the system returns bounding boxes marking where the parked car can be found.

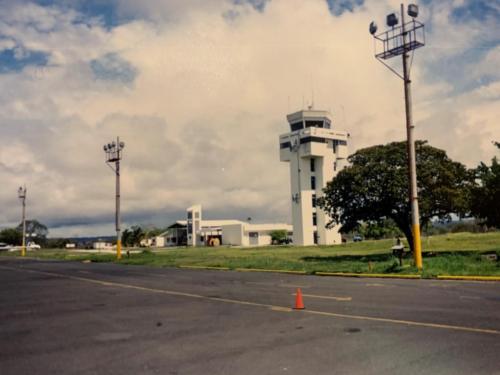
[0,243,13,251]
[27,242,41,250]
[353,235,363,242]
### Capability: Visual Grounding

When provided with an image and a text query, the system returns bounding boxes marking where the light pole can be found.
[103,137,125,260]
[369,3,424,270]
[18,186,27,257]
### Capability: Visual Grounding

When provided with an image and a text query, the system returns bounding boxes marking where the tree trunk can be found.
[402,226,414,254]
[392,216,414,253]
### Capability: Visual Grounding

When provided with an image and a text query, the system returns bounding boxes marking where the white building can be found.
[279,109,348,246]
[185,205,292,247]
[93,241,113,250]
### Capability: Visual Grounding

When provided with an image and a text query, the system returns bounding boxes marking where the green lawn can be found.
[3,232,500,277]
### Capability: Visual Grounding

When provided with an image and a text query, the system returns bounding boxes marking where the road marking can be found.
[293,293,352,301]
[2,265,499,336]
[459,295,481,300]
[270,306,293,312]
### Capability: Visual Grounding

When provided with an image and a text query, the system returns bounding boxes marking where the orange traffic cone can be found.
[294,288,305,310]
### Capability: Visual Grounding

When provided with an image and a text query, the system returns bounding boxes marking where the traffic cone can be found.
[294,288,305,310]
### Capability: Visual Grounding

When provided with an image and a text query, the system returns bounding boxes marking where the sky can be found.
[0,0,498,237]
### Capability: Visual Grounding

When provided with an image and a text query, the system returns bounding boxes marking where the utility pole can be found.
[18,186,26,257]
[103,137,125,260]
[369,3,424,270]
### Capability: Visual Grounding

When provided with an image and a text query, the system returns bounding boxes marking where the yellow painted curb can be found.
[315,272,421,279]
[179,265,230,271]
[235,268,307,275]
[437,275,500,282]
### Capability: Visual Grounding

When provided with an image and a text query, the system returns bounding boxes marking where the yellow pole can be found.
[413,224,422,270]
[116,239,122,260]
[21,187,26,257]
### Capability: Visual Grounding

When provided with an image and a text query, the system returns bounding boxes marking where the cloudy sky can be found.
[0,0,498,237]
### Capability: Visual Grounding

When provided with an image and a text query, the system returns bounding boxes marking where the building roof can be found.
[201,219,246,227]
[243,223,293,232]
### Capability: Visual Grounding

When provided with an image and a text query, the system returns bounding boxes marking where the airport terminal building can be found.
[155,205,292,248]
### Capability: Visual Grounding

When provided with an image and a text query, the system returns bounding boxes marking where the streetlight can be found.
[17,186,26,257]
[103,137,125,260]
[369,3,425,270]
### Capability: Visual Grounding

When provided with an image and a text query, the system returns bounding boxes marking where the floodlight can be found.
[386,13,399,27]
[112,141,116,147]
[103,145,107,151]
[408,4,419,18]
[369,21,378,35]
[119,141,125,149]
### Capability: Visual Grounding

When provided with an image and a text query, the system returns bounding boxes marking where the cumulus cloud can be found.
[0,0,498,236]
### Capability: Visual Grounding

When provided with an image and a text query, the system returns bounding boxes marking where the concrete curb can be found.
[437,275,500,282]
[235,268,307,275]
[179,265,230,271]
[315,272,421,279]
[6,256,499,282]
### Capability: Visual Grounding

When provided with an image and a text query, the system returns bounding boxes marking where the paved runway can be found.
[0,258,499,375]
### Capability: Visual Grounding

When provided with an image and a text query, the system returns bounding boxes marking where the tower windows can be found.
[290,122,303,131]
[312,194,317,208]
[305,120,324,128]
[311,176,316,190]
[312,212,317,226]
[310,158,315,172]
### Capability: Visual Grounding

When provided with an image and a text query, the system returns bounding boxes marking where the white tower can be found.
[279,109,348,246]
[187,205,202,247]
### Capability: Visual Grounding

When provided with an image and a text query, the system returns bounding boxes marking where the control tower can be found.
[279,109,348,246]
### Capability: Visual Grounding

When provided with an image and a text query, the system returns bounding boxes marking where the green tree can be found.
[470,145,500,228]
[122,225,145,247]
[270,230,288,244]
[0,228,22,245]
[358,218,403,240]
[318,141,471,251]
[16,220,48,245]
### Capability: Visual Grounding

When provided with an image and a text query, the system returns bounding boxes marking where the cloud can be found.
[90,52,138,84]
[0,0,498,236]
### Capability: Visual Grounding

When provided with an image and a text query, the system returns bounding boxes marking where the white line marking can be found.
[2,265,499,336]
[293,293,352,301]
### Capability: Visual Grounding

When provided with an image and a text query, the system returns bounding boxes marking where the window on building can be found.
[187,212,193,219]
[194,212,200,219]
[305,120,324,128]
[334,162,337,171]
[311,176,316,190]
[313,231,318,244]
[290,122,303,131]
[312,194,317,208]
[249,232,259,238]
[310,158,315,172]
[312,212,317,226]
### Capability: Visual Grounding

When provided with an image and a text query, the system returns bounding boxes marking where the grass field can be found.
[3,232,500,277]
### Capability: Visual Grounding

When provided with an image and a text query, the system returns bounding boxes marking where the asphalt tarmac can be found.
[0,257,499,375]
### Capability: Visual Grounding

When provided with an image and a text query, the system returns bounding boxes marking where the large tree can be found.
[318,141,471,251]
[469,143,500,228]
[0,228,22,245]
[122,225,145,247]
[16,220,48,245]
